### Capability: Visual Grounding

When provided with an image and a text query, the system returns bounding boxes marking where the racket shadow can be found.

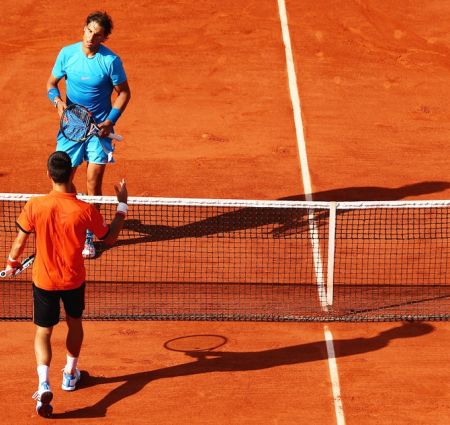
[51,321,434,419]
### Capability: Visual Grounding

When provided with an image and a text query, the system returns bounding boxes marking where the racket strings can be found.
[61,106,92,141]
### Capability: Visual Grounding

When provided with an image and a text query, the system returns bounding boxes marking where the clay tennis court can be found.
[0,1,449,423]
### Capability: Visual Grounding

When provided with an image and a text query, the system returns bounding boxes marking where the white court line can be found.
[324,326,346,425]
[277,1,346,424]
[277,0,328,310]
[276,0,313,200]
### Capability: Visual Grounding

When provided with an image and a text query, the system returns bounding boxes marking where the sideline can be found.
[277,1,345,423]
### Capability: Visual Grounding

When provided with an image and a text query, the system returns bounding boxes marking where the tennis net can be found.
[0,194,449,321]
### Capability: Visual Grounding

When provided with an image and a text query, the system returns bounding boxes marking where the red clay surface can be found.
[0,1,449,424]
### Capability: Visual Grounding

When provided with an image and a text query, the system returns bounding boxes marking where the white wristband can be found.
[117,202,128,216]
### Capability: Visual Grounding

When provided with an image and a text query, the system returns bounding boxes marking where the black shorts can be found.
[33,283,85,327]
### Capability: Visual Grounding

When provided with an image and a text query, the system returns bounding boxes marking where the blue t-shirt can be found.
[52,42,127,123]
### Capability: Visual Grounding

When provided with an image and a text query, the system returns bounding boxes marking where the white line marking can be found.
[277,2,345,424]
[327,202,337,306]
[277,0,313,200]
[324,326,346,425]
[277,0,328,308]
[307,215,329,310]
[277,0,328,310]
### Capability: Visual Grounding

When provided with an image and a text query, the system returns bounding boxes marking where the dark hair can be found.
[86,11,113,37]
[47,151,72,183]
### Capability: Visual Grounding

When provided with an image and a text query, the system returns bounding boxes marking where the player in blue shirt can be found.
[46,11,131,258]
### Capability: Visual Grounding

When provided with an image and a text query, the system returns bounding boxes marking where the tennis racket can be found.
[60,104,123,142]
[0,254,35,278]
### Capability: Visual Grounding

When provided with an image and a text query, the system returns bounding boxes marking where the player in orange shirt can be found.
[4,151,128,418]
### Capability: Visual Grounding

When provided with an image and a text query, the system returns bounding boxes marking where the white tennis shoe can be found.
[61,368,81,391]
[32,382,53,418]
[82,239,96,259]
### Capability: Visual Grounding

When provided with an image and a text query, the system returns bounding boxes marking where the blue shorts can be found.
[56,131,115,167]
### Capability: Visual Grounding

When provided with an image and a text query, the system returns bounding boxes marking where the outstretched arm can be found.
[103,179,128,246]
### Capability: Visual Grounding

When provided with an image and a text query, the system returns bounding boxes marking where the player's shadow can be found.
[282,181,450,202]
[51,321,433,419]
[93,181,450,257]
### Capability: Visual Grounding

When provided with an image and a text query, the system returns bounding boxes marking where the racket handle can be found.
[109,133,123,142]
[0,269,14,278]
[1,254,35,278]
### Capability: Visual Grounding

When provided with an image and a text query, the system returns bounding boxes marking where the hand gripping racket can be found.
[60,104,123,142]
[0,254,35,278]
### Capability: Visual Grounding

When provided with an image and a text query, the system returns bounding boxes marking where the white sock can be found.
[37,364,49,385]
[65,355,78,375]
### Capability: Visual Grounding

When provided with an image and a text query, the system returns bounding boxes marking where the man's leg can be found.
[64,315,84,373]
[86,162,106,196]
[33,326,54,417]
[83,163,106,259]
[70,166,78,193]
[35,325,53,373]
[61,283,85,391]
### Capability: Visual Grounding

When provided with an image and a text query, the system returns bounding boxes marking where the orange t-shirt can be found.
[16,191,109,290]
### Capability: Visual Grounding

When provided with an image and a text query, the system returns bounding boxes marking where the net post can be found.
[326,202,336,306]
